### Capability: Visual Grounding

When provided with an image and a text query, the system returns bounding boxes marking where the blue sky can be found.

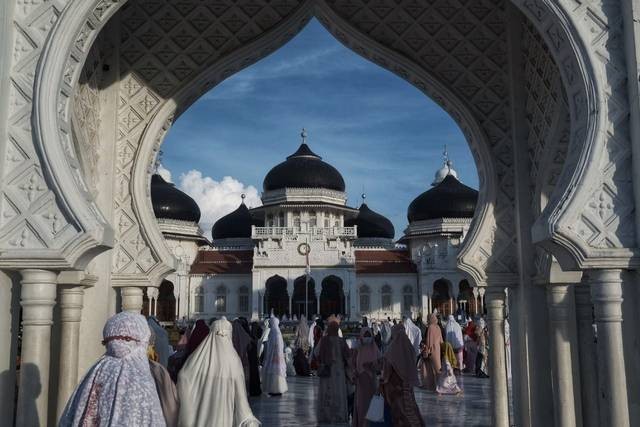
[161,18,477,237]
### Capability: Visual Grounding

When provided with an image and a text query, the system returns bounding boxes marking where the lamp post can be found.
[298,242,311,319]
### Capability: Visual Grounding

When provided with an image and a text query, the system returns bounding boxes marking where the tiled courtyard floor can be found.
[250,374,491,426]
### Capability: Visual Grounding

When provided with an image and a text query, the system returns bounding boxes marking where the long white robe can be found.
[403,318,422,356]
[445,315,464,350]
[177,318,260,427]
[60,312,165,427]
[261,317,288,394]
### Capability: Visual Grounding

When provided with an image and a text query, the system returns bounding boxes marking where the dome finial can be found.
[432,145,458,186]
[241,193,246,204]
[301,128,307,144]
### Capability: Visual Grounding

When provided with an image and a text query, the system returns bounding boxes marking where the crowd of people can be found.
[58,309,492,427]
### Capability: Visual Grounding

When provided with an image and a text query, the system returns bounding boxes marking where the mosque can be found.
[149,131,480,322]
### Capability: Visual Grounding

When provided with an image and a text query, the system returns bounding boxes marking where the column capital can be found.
[546,284,572,323]
[121,286,144,313]
[588,268,623,323]
[19,269,58,326]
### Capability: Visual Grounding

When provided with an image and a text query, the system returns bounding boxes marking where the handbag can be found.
[365,394,385,422]
[317,363,331,377]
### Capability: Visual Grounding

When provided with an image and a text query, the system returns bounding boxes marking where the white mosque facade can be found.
[150,133,480,322]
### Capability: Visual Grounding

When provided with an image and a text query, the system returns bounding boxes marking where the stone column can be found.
[485,287,509,427]
[546,284,577,427]
[56,285,84,420]
[121,287,144,312]
[16,269,58,427]
[478,287,486,314]
[574,283,599,427]
[473,288,479,315]
[588,269,630,427]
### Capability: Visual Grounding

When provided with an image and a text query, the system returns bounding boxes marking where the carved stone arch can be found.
[29,0,611,278]
[511,1,637,268]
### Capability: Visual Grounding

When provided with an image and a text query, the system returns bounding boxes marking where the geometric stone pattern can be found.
[0,0,79,256]
[521,0,636,253]
[522,19,569,217]
[105,0,304,276]
[71,31,106,196]
[569,0,636,249]
[6,0,636,272]
[324,0,519,275]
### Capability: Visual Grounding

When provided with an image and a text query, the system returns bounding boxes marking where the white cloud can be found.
[178,169,262,231]
[157,164,172,182]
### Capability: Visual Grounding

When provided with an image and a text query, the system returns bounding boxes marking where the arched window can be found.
[267,214,274,227]
[310,211,317,227]
[215,285,228,313]
[359,285,371,313]
[402,285,413,313]
[381,285,392,311]
[194,286,205,313]
[278,211,285,226]
[238,286,250,313]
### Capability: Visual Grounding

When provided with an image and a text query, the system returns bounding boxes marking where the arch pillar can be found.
[574,281,599,427]
[485,287,509,427]
[55,271,97,422]
[16,269,58,427]
[546,283,578,427]
[588,269,630,427]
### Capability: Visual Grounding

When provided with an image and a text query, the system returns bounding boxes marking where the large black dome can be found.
[151,174,201,223]
[263,143,345,192]
[212,202,263,240]
[346,203,395,239]
[408,175,478,222]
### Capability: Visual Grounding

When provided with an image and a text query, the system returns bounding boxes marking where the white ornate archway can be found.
[2,0,639,426]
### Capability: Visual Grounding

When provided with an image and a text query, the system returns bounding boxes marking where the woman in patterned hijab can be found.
[59,311,166,426]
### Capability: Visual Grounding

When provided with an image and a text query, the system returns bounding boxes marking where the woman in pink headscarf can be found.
[381,324,424,427]
[351,327,381,427]
[59,311,166,426]
[418,313,443,391]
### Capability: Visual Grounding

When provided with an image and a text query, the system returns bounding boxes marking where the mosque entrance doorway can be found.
[156,280,176,322]
[292,276,317,319]
[264,276,289,317]
[320,276,345,317]
[432,279,453,316]
[458,280,476,318]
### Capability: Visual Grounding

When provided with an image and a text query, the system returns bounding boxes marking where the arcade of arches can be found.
[264,275,343,319]
[1,1,640,427]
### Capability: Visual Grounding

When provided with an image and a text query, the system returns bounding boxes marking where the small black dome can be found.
[263,143,346,192]
[408,175,478,222]
[346,203,395,239]
[151,174,201,223]
[212,203,263,240]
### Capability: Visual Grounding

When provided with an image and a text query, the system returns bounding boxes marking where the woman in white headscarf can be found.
[177,318,260,427]
[444,315,464,372]
[380,320,392,352]
[60,311,166,427]
[257,318,270,360]
[262,316,288,395]
[403,317,422,356]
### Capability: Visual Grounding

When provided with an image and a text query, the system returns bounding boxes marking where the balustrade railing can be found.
[251,226,357,239]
